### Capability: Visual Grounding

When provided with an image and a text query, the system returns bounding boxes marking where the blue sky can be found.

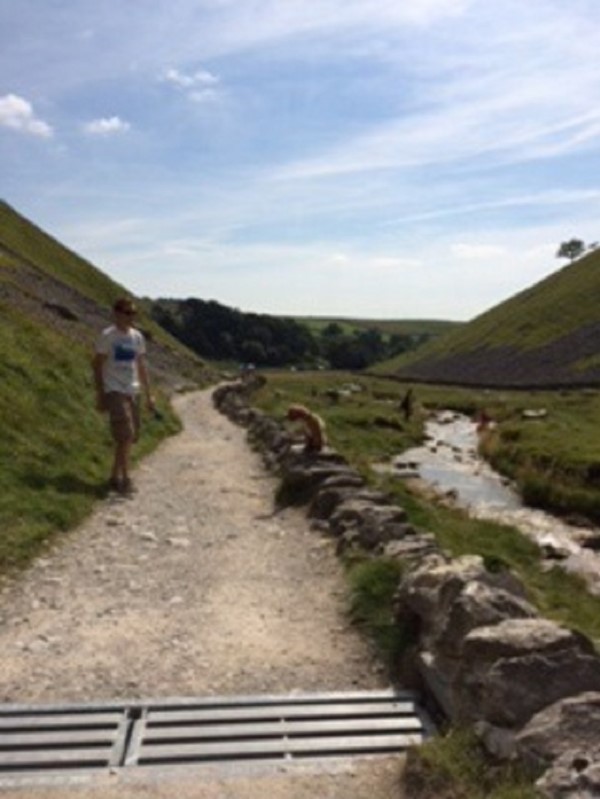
[2,0,600,320]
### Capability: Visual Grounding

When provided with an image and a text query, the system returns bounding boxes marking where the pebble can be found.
[167,537,191,548]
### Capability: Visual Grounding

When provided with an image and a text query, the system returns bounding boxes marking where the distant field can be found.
[292,316,460,338]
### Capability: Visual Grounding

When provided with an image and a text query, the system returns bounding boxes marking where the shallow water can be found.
[383,411,600,595]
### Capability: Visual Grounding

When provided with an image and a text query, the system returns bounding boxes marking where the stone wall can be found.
[212,380,600,799]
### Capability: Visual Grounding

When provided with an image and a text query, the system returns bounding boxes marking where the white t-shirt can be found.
[95,325,146,395]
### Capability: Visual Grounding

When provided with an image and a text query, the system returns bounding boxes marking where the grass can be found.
[255,371,423,473]
[405,728,539,799]
[347,557,408,667]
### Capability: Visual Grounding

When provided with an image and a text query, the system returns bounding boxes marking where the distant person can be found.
[476,409,492,433]
[240,362,256,384]
[93,297,155,494]
[287,404,326,453]
[400,388,414,421]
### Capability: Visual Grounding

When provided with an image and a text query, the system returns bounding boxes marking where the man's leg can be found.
[111,437,133,482]
[106,393,136,491]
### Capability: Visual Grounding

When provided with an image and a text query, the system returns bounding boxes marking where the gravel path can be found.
[0,388,403,798]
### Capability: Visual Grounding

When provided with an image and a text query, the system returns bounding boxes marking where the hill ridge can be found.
[378,249,600,387]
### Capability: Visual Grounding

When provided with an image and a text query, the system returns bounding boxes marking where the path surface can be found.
[0,389,403,798]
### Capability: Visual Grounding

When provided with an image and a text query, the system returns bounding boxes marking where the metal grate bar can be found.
[0,712,123,731]
[142,716,424,742]
[138,733,424,764]
[146,700,418,725]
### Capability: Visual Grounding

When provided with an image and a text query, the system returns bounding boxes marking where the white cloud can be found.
[0,93,53,138]
[162,66,222,103]
[163,67,219,89]
[83,116,131,135]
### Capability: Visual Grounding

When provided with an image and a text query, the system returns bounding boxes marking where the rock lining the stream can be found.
[213,378,600,799]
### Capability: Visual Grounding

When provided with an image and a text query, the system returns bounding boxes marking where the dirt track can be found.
[0,388,404,798]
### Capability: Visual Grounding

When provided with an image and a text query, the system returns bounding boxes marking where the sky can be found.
[2,0,600,321]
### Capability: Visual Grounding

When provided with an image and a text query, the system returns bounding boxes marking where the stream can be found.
[379,411,600,596]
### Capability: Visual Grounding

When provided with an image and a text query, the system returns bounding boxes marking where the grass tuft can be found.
[405,728,540,799]
[347,556,407,666]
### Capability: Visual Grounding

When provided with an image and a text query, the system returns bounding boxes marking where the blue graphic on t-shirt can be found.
[114,343,136,362]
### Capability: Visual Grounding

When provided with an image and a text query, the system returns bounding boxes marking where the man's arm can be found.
[92,352,107,412]
[137,354,155,410]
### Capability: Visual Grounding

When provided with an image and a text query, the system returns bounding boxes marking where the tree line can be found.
[149,297,429,370]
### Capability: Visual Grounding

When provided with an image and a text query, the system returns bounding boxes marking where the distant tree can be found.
[324,336,370,370]
[556,239,585,262]
[388,332,415,357]
[149,297,318,367]
[356,328,385,361]
[241,339,267,365]
[321,322,345,338]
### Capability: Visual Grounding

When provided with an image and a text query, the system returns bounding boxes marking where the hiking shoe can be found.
[120,478,137,496]
[107,477,121,493]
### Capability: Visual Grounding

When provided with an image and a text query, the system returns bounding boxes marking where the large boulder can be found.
[383,535,440,564]
[454,619,600,727]
[434,580,537,662]
[276,461,355,506]
[395,555,529,650]
[329,499,410,549]
[309,486,386,521]
[515,692,600,772]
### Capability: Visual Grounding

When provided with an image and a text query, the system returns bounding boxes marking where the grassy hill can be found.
[0,200,212,574]
[374,250,600,387]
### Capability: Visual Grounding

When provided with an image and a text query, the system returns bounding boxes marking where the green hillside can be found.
[0,201,120,307]
[375,249,600,387]
[0,200,211,575]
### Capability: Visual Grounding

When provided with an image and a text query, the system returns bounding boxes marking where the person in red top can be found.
[92,297,154,494]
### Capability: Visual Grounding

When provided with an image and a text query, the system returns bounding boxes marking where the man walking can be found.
[93,297,154,494]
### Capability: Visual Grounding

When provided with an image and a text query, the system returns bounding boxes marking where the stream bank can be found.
[378,411,600,596]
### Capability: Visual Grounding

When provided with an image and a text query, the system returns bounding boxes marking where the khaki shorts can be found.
[105,392,140,443]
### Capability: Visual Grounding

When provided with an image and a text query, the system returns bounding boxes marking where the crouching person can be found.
[287,404,326,454]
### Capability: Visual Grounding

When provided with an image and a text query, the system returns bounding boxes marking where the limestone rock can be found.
[309,486,388,520]
[455,619,600,727]
[515,692,600,771]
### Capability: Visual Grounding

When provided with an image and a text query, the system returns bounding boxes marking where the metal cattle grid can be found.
[0,689,433,781]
